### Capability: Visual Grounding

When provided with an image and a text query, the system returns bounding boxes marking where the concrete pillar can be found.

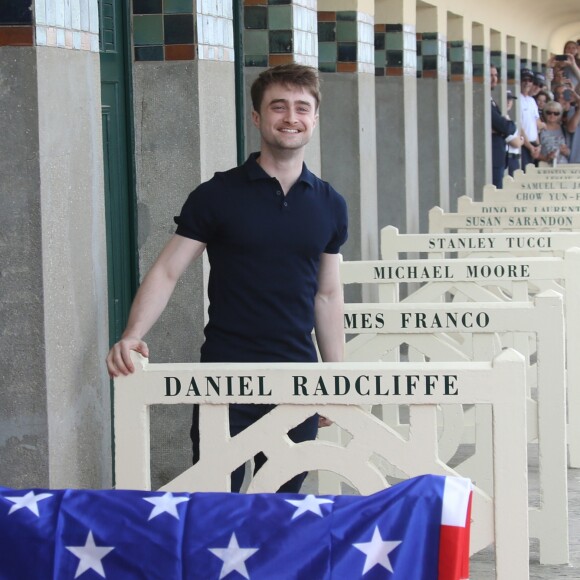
[317,0,378,301]
[541,49,549,75]
[131,0,237,488]
[531,45,539,73]
[520,41,530,71]
[507,36,521,121]
[0,0,110,488]
[472,22,491,197]
[416,4,449,232]
[375,0,419,234]
[447,13,474,208]
[491,29,507,107]
[507,36,518,92]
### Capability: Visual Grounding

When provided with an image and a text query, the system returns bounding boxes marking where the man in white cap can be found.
[519,68,541,170]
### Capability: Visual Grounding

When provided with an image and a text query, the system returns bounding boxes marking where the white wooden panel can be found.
[114,351,529,578]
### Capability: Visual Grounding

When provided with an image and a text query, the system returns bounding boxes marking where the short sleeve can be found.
[324,191,348,254]
[174,181,219,243]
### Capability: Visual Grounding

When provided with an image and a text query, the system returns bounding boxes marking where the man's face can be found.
[521,76,534,95]
[252,84,318,153]
[490,67,498,89]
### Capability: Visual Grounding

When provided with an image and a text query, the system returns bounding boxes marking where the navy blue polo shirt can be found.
[174,153,348,363]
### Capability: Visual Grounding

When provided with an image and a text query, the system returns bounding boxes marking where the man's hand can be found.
[318,415,333,428]
[106,337,149,378]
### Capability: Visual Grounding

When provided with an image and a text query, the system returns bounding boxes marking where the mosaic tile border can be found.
[416,32,447,79]
[0,0,33,46]
[447,40,472,82]
[132,0,234,62]
[472,44,489,83]
[0,0,99,51]
[374,23,416,77]
[244,0,317,69]
[317,11,373,74]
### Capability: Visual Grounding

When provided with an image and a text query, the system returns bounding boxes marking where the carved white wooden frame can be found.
[340,294,568,565]
[114,352,529,579]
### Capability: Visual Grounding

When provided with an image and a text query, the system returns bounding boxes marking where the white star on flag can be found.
[5,491,53,517]
[285,494,334,520]
[66,530,115,579]
[143,492,189,520]
[208,532,259,579]
[353,526,402,574]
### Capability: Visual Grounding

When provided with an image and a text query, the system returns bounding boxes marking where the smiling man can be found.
[519,68,541,171]
[106,64,348,493]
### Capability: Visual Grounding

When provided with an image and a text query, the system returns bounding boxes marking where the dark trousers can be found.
[506,154,520,177]
[492,163,505,189]
[191,403,319,493]
[521,147,536,172]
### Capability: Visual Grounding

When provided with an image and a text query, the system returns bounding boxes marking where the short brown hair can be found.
[250,64,321,112]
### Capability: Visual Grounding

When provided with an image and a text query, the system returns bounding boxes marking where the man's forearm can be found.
[121,267,180,340]
[314,292,345,362]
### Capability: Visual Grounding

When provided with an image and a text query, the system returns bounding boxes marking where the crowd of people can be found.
[491,39,580,188]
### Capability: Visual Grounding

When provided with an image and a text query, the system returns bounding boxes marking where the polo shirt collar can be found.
[244,152,316,188]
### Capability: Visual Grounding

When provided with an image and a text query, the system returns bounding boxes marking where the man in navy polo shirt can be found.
[106,64,348,493]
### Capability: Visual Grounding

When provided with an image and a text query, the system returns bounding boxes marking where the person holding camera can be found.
[548,41,580,87]
[553,83,580,127]
[561,83,580,163]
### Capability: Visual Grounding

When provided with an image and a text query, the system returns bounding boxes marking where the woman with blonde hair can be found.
[538,101,570,164]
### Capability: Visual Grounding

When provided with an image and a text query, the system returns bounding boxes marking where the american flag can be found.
[0,474,471,579]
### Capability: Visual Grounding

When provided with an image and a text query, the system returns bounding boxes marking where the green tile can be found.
[269,29,292,53]
[421,39,439,56]
[268,5,292,30]
[318,21,335,42]
[318,62,336,72]
[244,29,268,54]
[449,46,464,62]
[336,11,356,21]
[245,6,268,29]
[133,15,164,46]
[164,0,193,14]
[336,20,356,42]
[318,41,337,63]
[374,50,385,68]
[385,31,402,50]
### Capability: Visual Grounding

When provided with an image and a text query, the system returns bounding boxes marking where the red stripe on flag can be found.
[438,491,472,580]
